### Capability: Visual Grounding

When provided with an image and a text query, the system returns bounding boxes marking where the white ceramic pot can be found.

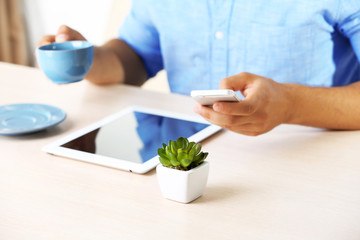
[156,161,209,203]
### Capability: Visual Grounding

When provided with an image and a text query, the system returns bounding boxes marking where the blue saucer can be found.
[0,103,66,135]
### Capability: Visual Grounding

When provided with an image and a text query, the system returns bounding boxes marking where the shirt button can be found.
[193,56,201,65]
[215,31,224,39]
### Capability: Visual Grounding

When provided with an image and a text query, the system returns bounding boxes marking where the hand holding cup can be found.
[36,25,93,84]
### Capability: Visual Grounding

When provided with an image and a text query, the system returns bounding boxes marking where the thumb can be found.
[219,72,257,92]
[216,72,263,114]
[55,25,86,42]
[55,33,69,43]
[220,72,270,101]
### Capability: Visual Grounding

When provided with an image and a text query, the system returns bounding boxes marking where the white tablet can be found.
[42,106,221,174]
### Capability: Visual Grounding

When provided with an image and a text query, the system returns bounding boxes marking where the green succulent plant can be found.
[157,137,208,171]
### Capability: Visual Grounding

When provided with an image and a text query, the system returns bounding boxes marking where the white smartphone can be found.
[191,89,241,106]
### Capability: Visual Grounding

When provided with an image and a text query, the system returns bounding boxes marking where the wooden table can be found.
[1,62,360,240]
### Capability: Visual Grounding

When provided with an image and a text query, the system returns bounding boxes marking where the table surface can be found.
[1,62,360,240]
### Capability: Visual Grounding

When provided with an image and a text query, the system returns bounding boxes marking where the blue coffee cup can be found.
[37,41,94,84]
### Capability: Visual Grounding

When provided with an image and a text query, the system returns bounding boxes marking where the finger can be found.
[226,123,267,136]
[36,35,56,47]
[194,105,266,135]
[213,100,259,116]
[225,123,260,136]
[194,104,252,126]
[55,25,86,42]
[226,128,262,136]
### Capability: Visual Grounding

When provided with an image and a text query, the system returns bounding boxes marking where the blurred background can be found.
[0,0,169,92]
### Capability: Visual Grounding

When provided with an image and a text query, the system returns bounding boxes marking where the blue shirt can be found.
[118,0,360,95]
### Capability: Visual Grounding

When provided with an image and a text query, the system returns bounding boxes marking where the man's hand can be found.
[194,72,292,136]
[36,25,87,47]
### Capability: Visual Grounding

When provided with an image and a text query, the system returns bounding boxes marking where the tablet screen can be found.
[61,111,209,164]
[43,106,221,173]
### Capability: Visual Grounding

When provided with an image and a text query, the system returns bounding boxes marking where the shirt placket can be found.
[209,0,232,89]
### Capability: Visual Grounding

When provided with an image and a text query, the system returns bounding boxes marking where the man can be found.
[38,0,360,136]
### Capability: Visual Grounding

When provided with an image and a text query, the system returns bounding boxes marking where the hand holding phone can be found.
[191,89,241,106]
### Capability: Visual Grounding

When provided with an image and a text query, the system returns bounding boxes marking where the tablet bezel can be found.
[42,105,222,174]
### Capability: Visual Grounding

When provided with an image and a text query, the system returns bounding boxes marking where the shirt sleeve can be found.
[117,0,163,79]
[338,1,360,62]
